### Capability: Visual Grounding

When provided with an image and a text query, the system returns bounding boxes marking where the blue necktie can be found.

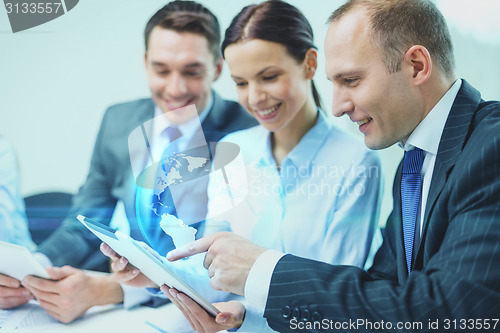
[401,148,424,274]
[139,126,183,256]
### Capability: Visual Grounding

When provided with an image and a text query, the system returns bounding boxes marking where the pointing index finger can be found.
[166,233,218,261]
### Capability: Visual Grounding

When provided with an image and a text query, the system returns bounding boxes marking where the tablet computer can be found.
[0,241,50,281]
[76,215,219,316]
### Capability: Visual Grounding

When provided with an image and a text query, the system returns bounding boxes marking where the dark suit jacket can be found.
[38,92,257,270]
[264,80,500,332]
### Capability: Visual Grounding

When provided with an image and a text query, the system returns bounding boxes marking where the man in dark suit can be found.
[0,1,256,323]
[164,0,500,332]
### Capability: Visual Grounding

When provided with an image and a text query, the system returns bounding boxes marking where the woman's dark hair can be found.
[222,0,321,108]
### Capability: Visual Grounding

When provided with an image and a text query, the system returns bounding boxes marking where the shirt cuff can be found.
[237,303,277,332]
[244,250,285,310]
[122,284,154,309]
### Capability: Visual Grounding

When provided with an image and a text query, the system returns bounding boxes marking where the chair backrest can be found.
[24,192,73,245]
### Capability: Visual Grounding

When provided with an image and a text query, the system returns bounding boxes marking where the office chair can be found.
[24,191,73,245]
[24,191,112,272]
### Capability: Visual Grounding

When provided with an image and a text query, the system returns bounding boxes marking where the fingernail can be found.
[166,252,173,261]
[217,314,228,324]
[23,290,31,296]
[169,289,177,298]
[11,280,19,287]
[132,268,139,275]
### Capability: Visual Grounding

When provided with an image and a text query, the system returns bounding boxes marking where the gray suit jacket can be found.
[38,92,257,270]
[264,80,500,332]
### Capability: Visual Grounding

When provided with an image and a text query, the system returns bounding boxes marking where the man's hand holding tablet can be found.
[100,242,157,288]
[79,215,220,316]
[99,213,198,289]
[0,272,34,309]
[0,241,48,309]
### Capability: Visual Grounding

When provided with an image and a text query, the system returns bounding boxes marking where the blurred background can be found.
[1,0,499,225]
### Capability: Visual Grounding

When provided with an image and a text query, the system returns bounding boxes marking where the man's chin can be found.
[162,107,200,125]
[364,137,393,151]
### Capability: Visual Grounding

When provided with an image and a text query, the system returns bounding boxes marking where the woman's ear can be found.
[304,48,318,79]
[403,45,432,86]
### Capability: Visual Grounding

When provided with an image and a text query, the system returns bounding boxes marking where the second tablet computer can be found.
[76,215,219,316]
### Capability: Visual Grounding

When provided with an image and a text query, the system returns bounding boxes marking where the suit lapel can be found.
[200,91,225,132]
[417,80,482,257]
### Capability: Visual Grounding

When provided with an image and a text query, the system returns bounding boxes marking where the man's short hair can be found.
[144,0,221,60]
[328,0,455,77]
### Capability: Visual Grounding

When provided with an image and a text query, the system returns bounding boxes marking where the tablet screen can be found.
[77,215,219,316]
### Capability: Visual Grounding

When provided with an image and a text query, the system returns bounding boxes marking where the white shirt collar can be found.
[152,93,213,139]
[402,79,462,154]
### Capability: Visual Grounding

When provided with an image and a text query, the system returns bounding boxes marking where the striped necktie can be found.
[401,148,424,274]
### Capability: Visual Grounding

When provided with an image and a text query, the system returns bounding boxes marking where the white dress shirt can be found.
[244,79,463,317]
[403,79,462,236]
[150,95,212,161]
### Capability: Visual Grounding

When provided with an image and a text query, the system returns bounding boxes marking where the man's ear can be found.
[213,56,223,82]
[304,48,318,80]
[403,45,432,86]
[144,52,148,69]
